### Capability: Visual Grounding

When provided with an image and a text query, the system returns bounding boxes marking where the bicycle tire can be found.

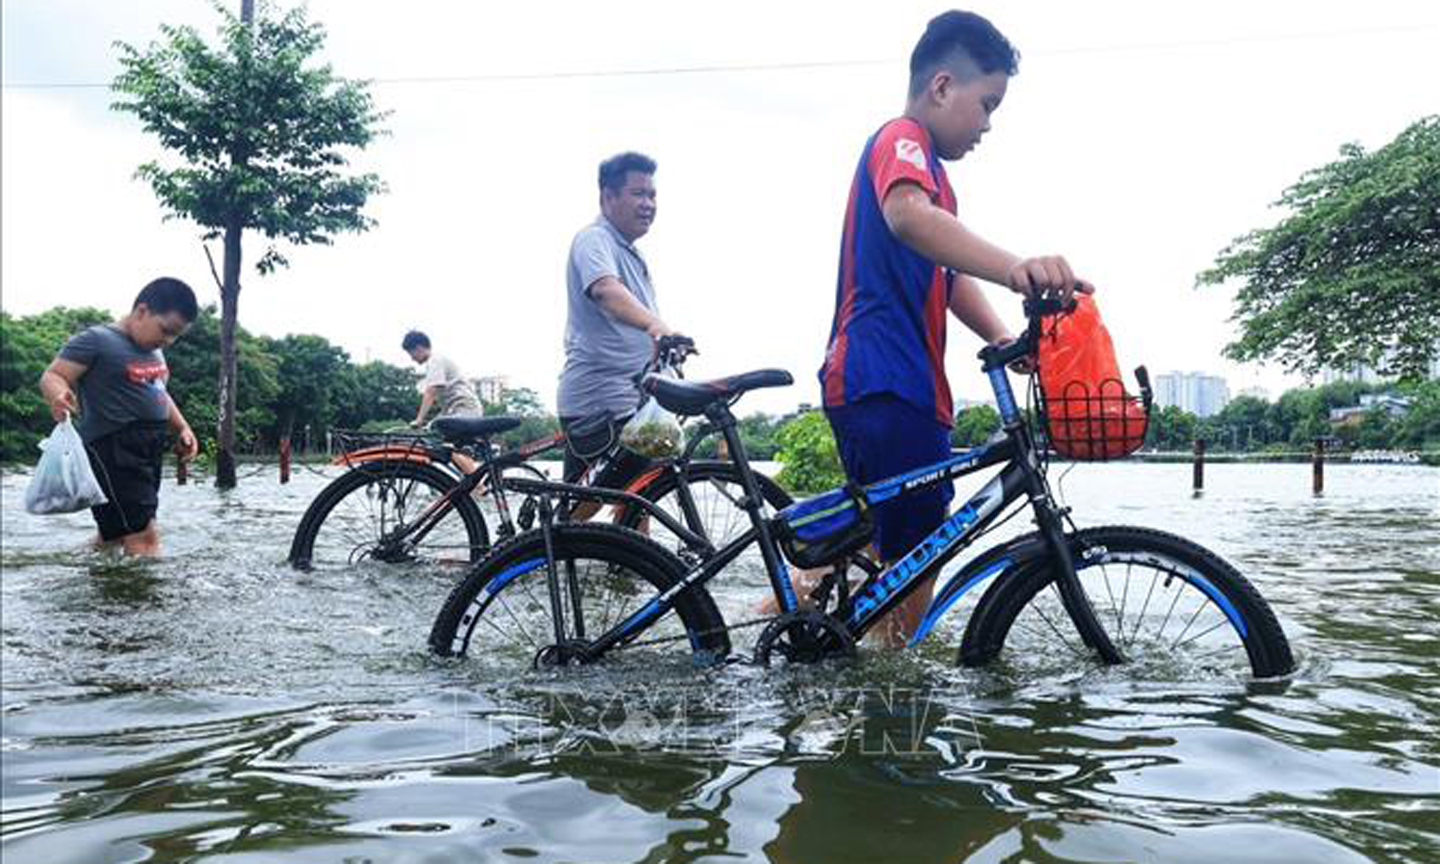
[960,526,1294,679]
[429,522,731,669]
[288,460,488,571]
[619,460,792,559]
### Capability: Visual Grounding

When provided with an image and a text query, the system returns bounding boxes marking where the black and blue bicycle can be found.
[430,296,1294,679]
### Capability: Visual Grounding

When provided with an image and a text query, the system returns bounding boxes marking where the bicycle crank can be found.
[753,610,857,665]
[533,640,594,669]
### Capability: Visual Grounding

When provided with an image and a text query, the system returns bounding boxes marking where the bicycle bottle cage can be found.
[771,481,874,568]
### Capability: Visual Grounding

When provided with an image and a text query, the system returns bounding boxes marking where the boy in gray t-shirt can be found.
[39,277,200,556]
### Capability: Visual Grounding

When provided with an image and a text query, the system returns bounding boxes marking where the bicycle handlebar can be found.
[636,334,698,384]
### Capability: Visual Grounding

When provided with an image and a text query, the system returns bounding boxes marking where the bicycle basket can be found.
[330,428,432,454]
[771,483,874,568]
[1034,295,1149,461]
[1035,377,1149,460]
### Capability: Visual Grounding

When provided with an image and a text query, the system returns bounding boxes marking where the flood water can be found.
[2,460,1438,863]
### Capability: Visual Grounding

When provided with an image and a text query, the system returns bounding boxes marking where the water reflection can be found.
[2,464,1438,862]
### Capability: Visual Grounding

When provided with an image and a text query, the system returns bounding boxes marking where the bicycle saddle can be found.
[431,416,522,443]
[641,369,793,416]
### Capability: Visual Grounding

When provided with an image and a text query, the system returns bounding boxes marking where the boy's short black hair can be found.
[134,277,198,321]
[401,330,430,351]
[908,10,1019,97]
[598,152,657,193]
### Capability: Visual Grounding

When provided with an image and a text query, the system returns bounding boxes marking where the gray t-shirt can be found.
[58,324,171,443]
[557,216,657,417]
[421,353,481,417]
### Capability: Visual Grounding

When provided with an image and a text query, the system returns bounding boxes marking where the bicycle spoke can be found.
[1127,565,1161,650]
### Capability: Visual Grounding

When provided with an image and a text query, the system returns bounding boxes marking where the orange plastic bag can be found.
[1037,295,1148,460]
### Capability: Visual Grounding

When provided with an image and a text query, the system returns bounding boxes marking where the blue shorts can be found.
[825,394,953,562]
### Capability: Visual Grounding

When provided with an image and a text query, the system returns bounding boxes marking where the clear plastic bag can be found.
[24,417,109,514]
[619,392,684,459]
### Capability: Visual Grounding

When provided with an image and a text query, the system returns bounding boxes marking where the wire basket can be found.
[1034,377,1149,461]
[330,428,436,457]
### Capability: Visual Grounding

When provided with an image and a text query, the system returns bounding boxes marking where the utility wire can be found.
[4,22,1437,90]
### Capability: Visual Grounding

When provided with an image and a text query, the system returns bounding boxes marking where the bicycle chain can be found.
[619,613,776,650]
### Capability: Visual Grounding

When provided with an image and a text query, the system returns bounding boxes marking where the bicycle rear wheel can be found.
[961,526,1294,679]
[429,522,731,671]
[289,461,487,571]
[621,460,791,558]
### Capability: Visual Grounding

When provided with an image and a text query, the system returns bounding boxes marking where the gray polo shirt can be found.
[557,215,658,417]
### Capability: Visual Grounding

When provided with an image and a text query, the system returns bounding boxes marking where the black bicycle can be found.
[430,297,1294,679]
[288,337,796,572]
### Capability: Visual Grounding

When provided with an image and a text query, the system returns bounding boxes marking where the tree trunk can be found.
[216,219,243,489]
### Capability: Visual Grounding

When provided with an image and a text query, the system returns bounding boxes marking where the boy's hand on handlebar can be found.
[1006,256,1094,304]
[992,335,1035,374]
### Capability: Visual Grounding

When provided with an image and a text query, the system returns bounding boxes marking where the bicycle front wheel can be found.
[429,523,731,671]
[289,461,488,571]
[961,526,1294,679]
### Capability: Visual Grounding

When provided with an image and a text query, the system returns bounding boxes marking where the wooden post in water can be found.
[1313,437,1325,496]
[176,452,188,485]
[1192,438,1205,492]
[279,436,292,485]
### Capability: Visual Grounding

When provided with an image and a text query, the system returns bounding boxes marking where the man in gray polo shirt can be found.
[557,151,682,486]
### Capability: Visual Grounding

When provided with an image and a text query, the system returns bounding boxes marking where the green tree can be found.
[1212,395,1271,451]
[332,360,419,432]
[0,307,112,462]
[1394,380,1440,449]
[1144,404,1198,452]
[165,305,279,456]
[113,2,386,487]
[951,405,1001,447]
[1198,116,1439,382]
[775,411,844,494]
[261,333,350,449]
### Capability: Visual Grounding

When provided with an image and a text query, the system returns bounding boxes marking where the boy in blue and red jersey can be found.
[818,10,1094,646]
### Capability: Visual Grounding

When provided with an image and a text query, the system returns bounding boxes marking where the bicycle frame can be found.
[553,328,1126,664]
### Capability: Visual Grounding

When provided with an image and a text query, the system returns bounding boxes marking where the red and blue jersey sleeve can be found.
[867,118,939,205]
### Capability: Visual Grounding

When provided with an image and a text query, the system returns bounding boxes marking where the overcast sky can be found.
[4,1,1438,416]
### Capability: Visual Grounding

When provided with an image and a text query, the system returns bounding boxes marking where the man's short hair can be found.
[598,152,657,193]
[908,10,1019,98]
[134,277,198,321]
[401,330,430,351]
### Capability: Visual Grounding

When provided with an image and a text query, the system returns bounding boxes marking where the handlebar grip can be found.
[1023,294,1078,319]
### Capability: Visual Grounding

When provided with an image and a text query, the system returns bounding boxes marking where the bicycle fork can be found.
[536,498,588,650]
[1028,482,1125,665]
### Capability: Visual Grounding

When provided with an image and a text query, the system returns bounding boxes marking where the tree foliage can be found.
[0,303,417,464]
[112,3,386,272]
[1198,116,1439,382]
[111,1,386,486]
[775,411,845,494]
[0,308,112,462]
[951,405,1001,447]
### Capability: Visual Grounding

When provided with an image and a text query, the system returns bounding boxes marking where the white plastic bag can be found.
[24,417,109,514]
[620,390,684,459]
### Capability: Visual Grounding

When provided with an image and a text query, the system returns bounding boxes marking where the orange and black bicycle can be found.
[287,337,795,572]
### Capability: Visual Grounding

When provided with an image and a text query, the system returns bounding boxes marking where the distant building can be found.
[1323,338,1440,383]
[1328,393,1412,424]
[1237,386,1270,402]
[474,375,507,404]
[1154,372,1230,418]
